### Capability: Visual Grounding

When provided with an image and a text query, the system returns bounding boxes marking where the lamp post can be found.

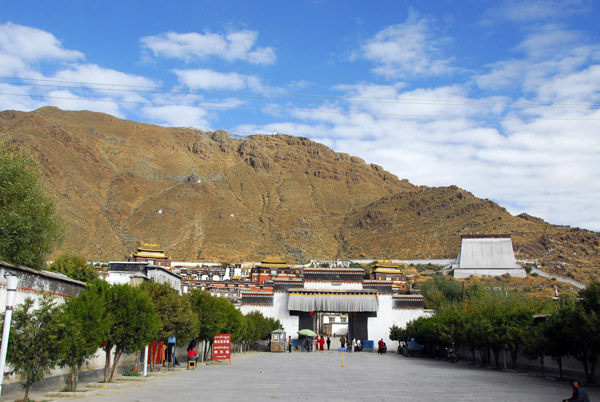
[0,275,19,395]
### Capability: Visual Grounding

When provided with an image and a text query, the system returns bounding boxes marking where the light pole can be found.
[0,274,19,395]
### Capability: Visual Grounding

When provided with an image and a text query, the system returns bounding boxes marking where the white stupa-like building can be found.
[452,234,526,278]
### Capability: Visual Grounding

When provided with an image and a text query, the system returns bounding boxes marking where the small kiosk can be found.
[270,329,287,352]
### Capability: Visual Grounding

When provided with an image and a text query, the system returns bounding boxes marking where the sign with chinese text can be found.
[212,334,231,364]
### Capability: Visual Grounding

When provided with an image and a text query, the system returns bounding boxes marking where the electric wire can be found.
[1,91,599,121]
[1,76,599,109]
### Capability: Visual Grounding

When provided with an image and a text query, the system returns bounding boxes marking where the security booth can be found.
[270,329,287,352]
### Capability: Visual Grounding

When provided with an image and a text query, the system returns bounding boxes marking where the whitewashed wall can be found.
[367,294,432,347]
[239,292,299,338]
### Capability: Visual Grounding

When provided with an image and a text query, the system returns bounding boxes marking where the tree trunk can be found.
[493,349,500,368]
[471,347,475,365]
[205,342,212,361]
[478,350,486,367]
[103,345,112,383]
[558,356,563,379]
[70,365,79,391]
[109,349,123,383]
[134,350,140,373]
[22,385,30,402]
[581,350,590,384]
[540,356,544,376]
[511,349,518,370]
[589,357,597,384]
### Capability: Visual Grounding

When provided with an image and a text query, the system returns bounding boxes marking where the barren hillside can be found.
[1,107,598,282]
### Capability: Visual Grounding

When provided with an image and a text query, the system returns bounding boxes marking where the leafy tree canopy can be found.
[48,253,98,282]
[140,280,198,345]
[0,146,63,269]
[3,296,66,402]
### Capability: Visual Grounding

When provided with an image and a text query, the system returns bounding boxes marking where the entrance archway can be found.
[317,312,348,337]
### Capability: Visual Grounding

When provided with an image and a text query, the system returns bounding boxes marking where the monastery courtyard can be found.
[8,347,598,402]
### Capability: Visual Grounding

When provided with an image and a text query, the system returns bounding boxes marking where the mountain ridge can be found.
[1,107,598,282]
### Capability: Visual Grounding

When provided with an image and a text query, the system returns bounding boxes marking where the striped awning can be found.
[287,289,378,312]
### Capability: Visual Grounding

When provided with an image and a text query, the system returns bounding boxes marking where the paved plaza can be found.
[3,349,598,402]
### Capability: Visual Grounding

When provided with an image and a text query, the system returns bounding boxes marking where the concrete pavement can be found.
[2,349,597,401]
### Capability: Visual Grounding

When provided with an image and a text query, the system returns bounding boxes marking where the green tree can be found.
[140,281,198,370]
[241,311,281,345]
[188,291,245,357]
[48,253,98,283]
[569,282,600,383]
[421,275,462,309]
[0,147,63,269]
[58,281,110,391]
[3,297,65,402]
[543,300,575,379]
[102,284,159,382]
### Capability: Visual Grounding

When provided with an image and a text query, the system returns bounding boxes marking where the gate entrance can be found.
[317,312,348,337]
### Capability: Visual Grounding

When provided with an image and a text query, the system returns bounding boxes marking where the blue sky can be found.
[1,0,599,231]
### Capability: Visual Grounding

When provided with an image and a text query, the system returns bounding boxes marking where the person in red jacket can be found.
[378,339,385,355]
[319,335,325,351]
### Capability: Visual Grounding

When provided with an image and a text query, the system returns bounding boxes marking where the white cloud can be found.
[174,68,264,91]
[44,89,124,117]
[140,30,275,64]
[242,77,600,231]
[482,0,589,24]
[52,64,158,89]
[0,22,83,63]
[357,11,454,79]
[141,104,212,129]
[474,25,600,99]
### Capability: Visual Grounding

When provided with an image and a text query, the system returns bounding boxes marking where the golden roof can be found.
[137,241,165,253]
[258,256,288,268]
[372,260,403,269]
[131,241,168,258]
[373,268,405,274]
[132,251,168,259]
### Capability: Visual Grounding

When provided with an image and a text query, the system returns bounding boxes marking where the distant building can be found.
[240,267,429,347]
[128,241,171,268]
[101,261,181,292]
[250,257,301,284]
[369,260,408,292]
[452,234,526,278]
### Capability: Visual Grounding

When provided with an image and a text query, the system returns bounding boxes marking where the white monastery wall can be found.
[239,292,298,338]
[367,294,432,348]
[303,281,362,290]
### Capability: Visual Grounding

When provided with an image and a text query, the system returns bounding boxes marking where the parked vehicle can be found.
[403,337,424,357]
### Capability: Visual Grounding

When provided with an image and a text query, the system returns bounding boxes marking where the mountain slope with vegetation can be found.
[1,107,598,282]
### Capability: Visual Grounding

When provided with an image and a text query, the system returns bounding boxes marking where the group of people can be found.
[288,334,364,352]
[296,335,331,352]
[340,336,362,352]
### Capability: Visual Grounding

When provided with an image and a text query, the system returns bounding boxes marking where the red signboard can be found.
[213,334,231,364]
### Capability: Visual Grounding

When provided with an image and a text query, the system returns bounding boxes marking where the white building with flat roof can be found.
[452,234,526,278]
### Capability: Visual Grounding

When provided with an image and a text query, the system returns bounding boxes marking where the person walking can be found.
[288,336,293,353]
[326,337,331,350]
[352,338,357,353]
[378,339,385,355]
[304,337,310,352]
[319,335,325,351]
[563,379,590,402]
[340,336,346,349]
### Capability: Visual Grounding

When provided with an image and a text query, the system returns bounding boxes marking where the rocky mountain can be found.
[1,107,598,281]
